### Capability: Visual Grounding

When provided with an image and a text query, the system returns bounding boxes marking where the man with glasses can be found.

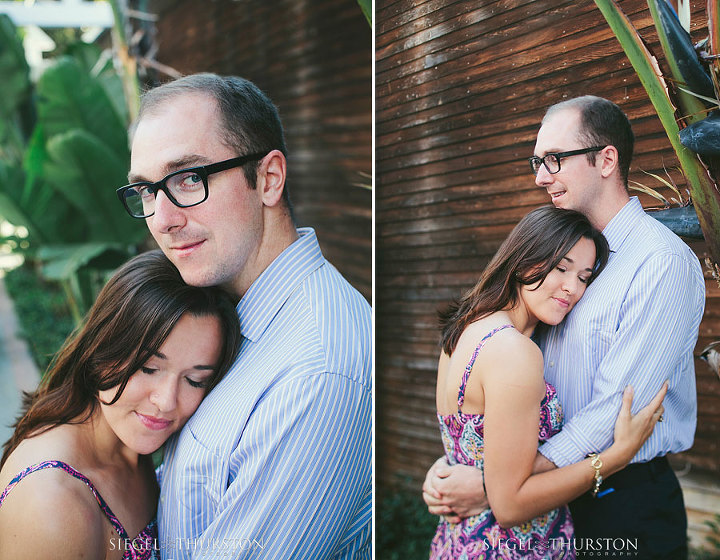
[118,73,371,559]
[423,96,704,559]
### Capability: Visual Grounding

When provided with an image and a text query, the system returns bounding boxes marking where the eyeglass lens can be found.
[530,154,560,175]
[124,170,206,217]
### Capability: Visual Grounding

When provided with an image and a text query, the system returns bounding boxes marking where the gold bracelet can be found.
[588,453,603,498]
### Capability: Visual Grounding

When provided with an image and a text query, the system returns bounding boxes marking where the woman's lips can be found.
[553,297,570,308]
[136,412,172,431]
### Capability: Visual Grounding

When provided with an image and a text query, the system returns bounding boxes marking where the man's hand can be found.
[422,456,489,523]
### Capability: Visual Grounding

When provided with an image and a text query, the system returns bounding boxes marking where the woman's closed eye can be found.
[185,376,209,389]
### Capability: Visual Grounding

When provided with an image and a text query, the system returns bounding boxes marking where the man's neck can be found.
[227,215,299,299]
[589,187,631,231]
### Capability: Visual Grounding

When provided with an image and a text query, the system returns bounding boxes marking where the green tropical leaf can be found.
[357,0,371,25]
[38,242,132,320]
[0,14,33,156]
[65,42,129,125]
[23,124,89,242]
[96,60,129,126]
[38,243,127,281]
[648,0,714,119]
[0,15,31,120]
[36,56,128,155]
[595,0,720,260]
[64,41,103,74]
[43,129,144,243]
[0,161,37,234]
[0,155,83,244]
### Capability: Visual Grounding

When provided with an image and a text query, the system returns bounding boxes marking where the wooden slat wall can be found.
[377,0,720,487]
[146,0,372,300]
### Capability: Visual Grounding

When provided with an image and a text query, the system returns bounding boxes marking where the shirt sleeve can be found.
[539,252,704,467]
[188,371,371,560]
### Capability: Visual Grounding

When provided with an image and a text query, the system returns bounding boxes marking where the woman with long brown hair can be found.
[0,250,241,560]
[428,206,666,559]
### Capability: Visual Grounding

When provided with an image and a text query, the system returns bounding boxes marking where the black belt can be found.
[599,455,672,494]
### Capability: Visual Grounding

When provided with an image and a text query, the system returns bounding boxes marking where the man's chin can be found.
[176,267,216,288]
[550,194,567,208]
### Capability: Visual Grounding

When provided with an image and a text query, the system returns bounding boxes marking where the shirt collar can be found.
[601,196,643,252]
[236,227,325,342]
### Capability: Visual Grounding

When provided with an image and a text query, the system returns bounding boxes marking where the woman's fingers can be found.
[619,385,634,420]
[648,381,669,412]
[636,381,668,422]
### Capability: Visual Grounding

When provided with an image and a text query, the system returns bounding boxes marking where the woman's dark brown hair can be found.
[1,250,241,467]
[439,206,609,355]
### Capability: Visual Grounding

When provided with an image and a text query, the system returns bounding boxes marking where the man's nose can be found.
[534,163,554,187]
[150,190,186,233]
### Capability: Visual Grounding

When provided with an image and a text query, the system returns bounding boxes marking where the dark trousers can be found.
[569,457,687,560]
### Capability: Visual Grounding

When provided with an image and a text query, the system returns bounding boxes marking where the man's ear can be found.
[598,145,619,178]
[256,150,286,207]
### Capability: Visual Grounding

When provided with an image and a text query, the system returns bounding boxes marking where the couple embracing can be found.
[425,96,705,559]
[0,74,371,559]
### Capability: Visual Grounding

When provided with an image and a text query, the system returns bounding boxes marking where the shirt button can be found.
[549,361,555,367]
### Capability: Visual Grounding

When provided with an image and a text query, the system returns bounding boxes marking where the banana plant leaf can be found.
[43,129,145,244]
[647,205,704,238]
[38,243,133,320]
[649,0,715,119]
[357,0,371,25]
[0,15,30,120]
[66,42,129,125]
[38,243,128,281]
[36,57,128,157]
[20,124,88,243]
[0,156,84,245]
[595,0,720,263]
[0,162,42,239]
[679,110,720,154]
[0,15,33,154]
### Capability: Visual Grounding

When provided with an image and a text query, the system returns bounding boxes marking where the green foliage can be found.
[704,513,720,555]
[0,13,32,156]
[38,244,132,322]
[36,56,127,155]
[4,264,74,374]
[0,14,145,320]
[376,483,438,559]
[594,0,720,267]
[43,129,141,242]
[357,0,371,26]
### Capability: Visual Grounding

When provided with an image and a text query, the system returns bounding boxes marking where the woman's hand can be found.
[611,382,668,464]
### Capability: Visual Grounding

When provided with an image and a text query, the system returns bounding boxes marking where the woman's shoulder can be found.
[0,425,78,486]
[458,318,543,390]
[460,318,541,364]
[0,457,106,558]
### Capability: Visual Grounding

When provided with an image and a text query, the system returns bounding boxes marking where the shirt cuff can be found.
[538,438,581,468]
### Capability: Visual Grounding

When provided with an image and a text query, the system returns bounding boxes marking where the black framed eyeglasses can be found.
[528,146,607,176]
[117,152,268,218]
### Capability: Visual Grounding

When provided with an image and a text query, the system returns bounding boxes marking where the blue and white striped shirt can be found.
[158,228,372,560]
[538,197,705,467]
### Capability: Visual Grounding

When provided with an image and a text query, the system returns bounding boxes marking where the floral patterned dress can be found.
[430,325,574,560]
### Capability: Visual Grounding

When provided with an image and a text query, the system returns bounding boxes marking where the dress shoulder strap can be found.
[0,459,130,541]
[457,324,515,410]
